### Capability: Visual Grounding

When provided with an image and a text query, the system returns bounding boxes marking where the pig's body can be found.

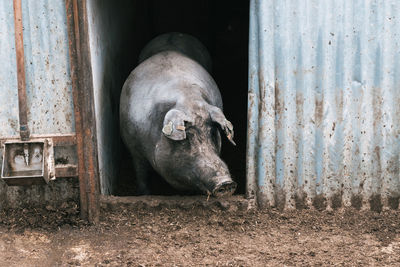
[138,32,212,73]
[120,33,236,196]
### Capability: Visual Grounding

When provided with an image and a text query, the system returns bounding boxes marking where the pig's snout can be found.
[210,176,237,197]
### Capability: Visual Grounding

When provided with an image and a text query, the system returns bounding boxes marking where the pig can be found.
[120,32,237,197]
[138,32,212,73]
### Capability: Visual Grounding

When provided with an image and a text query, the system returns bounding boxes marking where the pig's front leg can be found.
[132,155,151,195]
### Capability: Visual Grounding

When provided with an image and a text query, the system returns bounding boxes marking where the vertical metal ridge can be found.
[273,0,284,207]
[340,0,354,208]
[76,0,100,223]
[246,0,259,204]
[380,0,398,208]
[359,0,376,210]
[294,2,305,204]
[256,0,276,207]
[65,0,88,221]
[320,0,338,209]
[301,0,318,207]
[394,2,400,210]
[282,0,298,210]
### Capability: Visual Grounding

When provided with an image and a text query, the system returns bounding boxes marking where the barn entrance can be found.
[87,0,249,196]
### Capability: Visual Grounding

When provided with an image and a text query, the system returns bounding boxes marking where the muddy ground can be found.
[1,196,400,266]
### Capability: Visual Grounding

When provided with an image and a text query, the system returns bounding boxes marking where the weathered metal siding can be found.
[0,1,78,208]
[247,0,400,210]
[0,0,75,137]
[22,0,75,134]
[0,1,19,136]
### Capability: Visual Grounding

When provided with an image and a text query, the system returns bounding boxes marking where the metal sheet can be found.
[87,0,120,195]
[87,0,140,195]
[0,1,20,136]
[247,0,400,210]
[0,1,78,209]
[22,0,75,134]
[0,0,75,137]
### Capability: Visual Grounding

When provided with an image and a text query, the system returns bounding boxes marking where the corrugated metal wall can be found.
[0,1,20,137]
[0,1,78,208]
[0,0,75,137]
[247,0,400,210]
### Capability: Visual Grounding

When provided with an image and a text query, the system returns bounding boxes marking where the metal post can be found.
[13,0,30,141]
[65,0,100,223]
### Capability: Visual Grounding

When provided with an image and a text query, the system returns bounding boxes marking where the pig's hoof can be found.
[212,180,237,198]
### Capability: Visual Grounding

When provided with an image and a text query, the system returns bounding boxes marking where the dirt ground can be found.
[1,196,400,266]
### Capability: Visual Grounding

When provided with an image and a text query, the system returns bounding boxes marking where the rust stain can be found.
[8,119,18,131]
[372,87,382,130]
[247,92,255,137]
[374,146,381,164]
[296,91,304,128]
[258,70,267,114]
[65,0,88,221]
[335,88,344,124]
[315,95,323,127]
[275,80,283,130]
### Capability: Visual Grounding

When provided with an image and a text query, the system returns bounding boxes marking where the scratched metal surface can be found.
[0,1,20,136]
[22,0,75,134]
[247,0,400,210]
[0,1,77,208]
[0,0,75,138]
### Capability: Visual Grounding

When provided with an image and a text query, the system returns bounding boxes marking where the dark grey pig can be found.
[120,33,236,197]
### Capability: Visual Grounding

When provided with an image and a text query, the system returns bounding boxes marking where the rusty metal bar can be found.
[65,0,100,223]
[55,165,78,177]
[50,134,76,146]
[13,0,30,141]
[78,0,100,224]
[65,0,88,221]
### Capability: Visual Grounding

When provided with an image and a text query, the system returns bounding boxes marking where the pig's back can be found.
[120,51,222,155]
[138,32,212,73]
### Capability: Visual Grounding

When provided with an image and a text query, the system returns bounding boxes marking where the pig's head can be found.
[155,104,237,197]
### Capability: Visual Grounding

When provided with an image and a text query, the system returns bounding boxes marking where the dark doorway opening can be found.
[99,0,249,196]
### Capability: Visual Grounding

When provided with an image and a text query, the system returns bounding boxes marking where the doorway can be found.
[87,0,249,195]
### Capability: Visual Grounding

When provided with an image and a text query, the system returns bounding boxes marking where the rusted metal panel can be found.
[65,0,100,223]
[247,0,400,210]
[65,0,88,221]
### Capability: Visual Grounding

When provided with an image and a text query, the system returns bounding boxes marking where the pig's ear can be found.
[209,106,236,146]
[162,109,193,140]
